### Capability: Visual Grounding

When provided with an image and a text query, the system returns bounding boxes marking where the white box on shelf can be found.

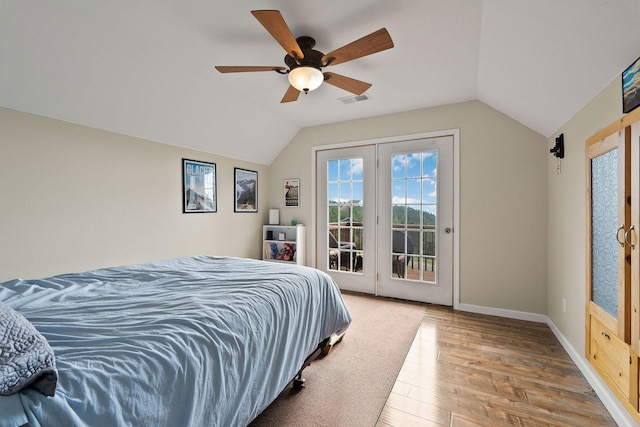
[269,209,279,225]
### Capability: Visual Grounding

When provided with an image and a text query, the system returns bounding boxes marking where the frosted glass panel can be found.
[591,149,618,319]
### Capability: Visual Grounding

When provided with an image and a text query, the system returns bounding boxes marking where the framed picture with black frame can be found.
[234,168,258,213]
[182,159,216,213]
[623,55,640,114]
[284,178,300,208]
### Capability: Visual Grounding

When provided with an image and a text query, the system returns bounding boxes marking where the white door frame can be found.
[311,129,460,309]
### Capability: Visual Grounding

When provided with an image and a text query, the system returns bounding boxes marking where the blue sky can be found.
[326,152,437,213]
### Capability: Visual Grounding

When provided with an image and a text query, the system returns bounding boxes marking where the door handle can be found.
[624,224,636,250]
[617,224,625,247]
[444,227,452,234]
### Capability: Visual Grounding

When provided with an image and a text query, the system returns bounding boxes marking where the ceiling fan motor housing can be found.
[284,36,325,73]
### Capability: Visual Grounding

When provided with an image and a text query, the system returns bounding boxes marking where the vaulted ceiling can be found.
[2,0,639,164]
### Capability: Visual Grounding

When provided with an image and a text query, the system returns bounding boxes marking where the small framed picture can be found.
[623,56,640,114]
[182,159,216,213]
[284,178,300,208]
[234,168,258,213]
[278,232,286,241]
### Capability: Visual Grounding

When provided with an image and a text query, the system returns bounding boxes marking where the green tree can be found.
[392,206,435,225]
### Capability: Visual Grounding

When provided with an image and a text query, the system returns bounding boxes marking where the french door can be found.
[315,135,454,305]
[377,137,453,305]
[316,145,377,294]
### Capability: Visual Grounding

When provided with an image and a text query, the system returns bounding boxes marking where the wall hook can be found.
[550,133,564,159]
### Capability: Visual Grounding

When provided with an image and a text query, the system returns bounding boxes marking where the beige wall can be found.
[546,78,623,352]
[267,100,549,314]
[1,98,554,317]
[0,107,268,282]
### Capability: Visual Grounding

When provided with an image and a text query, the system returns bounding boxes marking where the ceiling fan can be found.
[215,10,394,103]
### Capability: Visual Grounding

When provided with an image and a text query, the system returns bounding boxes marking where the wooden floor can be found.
[376,306,617,427]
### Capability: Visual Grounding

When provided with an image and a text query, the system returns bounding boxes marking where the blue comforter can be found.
[0,256,351,427]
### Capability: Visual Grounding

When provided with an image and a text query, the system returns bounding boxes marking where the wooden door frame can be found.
[585,111,639,415]
[585,128,631,341]
[586,106,640,353]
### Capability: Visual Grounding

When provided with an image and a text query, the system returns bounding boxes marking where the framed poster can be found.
[623,56,640,114]
[182,159,216,213]
[234,168,258,212]
[284,178,300,208]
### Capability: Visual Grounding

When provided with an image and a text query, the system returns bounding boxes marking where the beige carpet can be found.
[249,292,426,427]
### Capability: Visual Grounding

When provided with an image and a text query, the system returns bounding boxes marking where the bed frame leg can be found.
[293,373,306,390]
[291,337,331,390]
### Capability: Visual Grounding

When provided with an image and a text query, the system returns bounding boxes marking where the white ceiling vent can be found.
[339,93,372,104]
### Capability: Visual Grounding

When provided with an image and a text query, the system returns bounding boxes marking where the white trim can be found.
[546,319,637,427]
[310,129,461,307]
[452,129,460,311]
[457,303,547,323]
[310,149,317,267]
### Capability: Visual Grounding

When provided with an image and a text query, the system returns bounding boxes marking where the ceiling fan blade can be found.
[215,66,286,73]
[251,10,304,59]
[323,72,372,95]
[322,28,394,66]
[281,85,300,103]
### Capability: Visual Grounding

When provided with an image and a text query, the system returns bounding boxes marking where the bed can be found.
[0,256,351,427]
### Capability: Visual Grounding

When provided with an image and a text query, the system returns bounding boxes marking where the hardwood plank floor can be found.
[376,306,617,426]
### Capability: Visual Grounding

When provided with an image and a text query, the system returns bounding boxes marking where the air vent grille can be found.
[339,93,372,104]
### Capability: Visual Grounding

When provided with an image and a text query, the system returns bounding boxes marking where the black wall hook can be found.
[550,134,564,159]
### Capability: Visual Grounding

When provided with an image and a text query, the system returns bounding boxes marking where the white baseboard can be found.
[457,302,548,323]
[456,303,637,426]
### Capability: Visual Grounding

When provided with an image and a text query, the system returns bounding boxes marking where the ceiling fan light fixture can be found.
[288,66,324,93]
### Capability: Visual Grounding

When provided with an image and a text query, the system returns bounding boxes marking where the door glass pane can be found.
[327,158,364,273]
[422,178,437,204]
[392,205,406,225]
[390,151,437,282]
[407,156,421,178]
[591,149,618,318]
